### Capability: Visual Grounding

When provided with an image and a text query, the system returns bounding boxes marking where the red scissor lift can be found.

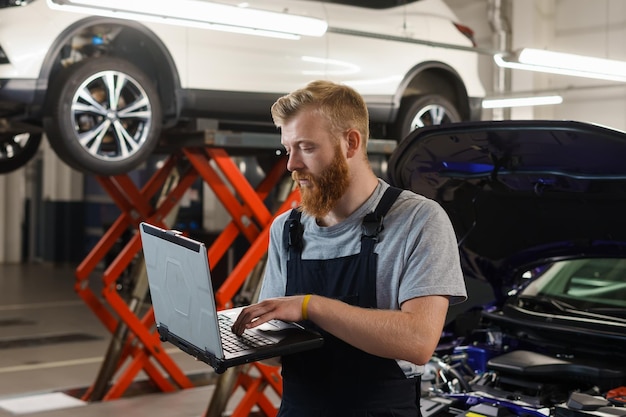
[73,128,395,416]
[73,129,299,416]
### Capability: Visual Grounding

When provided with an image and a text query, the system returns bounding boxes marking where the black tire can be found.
[393,94,462,142]
[44,56,162,176]
[0,132,42,174]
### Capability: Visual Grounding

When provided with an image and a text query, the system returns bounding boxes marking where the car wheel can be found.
[44,56,162,176]
[0,132,42,174]
[394,94,462,142]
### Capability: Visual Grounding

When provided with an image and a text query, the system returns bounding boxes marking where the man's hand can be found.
[231,295,308,335]
[231,293,449,365]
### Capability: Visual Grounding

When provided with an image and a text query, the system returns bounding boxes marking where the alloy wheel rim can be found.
[70,70,153,161]
[0,133,32,161]
[410,104,451,130]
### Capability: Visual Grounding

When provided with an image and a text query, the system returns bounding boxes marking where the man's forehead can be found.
[281,120,327,144]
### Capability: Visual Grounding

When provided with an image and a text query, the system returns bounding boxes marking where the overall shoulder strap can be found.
[361,186,403,241]
[283,209,303,254]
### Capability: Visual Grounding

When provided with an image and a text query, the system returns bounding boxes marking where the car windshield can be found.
[519,258,626,315]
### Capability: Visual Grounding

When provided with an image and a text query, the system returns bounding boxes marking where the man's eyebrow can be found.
[283,138,313,148]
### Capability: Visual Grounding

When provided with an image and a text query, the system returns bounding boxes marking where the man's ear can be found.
[345,129,361,159]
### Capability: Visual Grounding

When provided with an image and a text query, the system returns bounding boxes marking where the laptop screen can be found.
[140,222,224,359]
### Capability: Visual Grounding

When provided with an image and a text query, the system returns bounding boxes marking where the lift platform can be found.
[73,126,396,415]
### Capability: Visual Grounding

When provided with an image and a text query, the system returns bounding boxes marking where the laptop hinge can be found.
[157,324,169,342]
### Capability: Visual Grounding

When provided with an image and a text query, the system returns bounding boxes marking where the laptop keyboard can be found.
[218,314,276,353]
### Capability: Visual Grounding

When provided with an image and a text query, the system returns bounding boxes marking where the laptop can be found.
[139,222,324,374]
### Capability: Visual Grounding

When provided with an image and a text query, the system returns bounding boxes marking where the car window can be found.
[520,258,626,309]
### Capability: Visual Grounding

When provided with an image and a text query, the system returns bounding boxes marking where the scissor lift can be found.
[73,126,396,416]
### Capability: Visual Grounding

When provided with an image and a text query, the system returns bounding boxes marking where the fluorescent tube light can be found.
[495,49,626,82]
[482,95,563,109]
[47,0,328,40]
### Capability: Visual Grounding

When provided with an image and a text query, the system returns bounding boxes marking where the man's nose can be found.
[286,153,303,172]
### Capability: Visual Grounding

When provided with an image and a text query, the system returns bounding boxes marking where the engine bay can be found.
[423,324,626,417]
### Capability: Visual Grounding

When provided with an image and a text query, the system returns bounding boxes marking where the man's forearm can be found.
[305,294,449,365]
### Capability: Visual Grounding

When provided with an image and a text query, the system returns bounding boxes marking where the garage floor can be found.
[0,262,275,417]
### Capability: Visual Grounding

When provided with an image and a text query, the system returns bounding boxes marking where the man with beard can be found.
[232,80,466,417]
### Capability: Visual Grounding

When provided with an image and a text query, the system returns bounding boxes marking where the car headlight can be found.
[0,0,35,8]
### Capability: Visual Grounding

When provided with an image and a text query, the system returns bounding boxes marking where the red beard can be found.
[292,146,350,218]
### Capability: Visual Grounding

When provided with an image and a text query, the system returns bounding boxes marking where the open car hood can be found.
[388,120,626,296]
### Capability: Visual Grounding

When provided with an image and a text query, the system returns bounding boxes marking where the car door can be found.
[322,1,433,97]
[186,0,328,93]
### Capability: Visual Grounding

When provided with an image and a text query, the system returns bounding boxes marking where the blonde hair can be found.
[271,80,370,150]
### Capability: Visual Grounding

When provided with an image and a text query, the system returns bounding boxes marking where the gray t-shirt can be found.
[259,179,467,376]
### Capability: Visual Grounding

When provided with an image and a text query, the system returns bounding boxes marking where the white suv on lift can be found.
[0,0,485,176]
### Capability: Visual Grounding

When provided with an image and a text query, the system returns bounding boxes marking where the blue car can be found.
[388,120,626,417]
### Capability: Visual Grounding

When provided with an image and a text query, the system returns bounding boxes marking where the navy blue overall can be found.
[279,186,420,417]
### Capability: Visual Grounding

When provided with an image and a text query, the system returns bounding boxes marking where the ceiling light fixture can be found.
[482,94,563,109]
[47,0,328,40]
[495,48,626,82]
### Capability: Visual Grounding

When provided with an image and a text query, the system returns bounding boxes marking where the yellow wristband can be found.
[301,294,312,320]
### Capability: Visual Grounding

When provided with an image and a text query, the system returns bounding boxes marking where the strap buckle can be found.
[361,213,384,241]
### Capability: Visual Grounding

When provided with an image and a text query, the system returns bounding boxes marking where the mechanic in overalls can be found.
[232,80,467,417]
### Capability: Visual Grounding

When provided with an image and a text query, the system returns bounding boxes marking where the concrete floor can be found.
[0,262,278,416]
